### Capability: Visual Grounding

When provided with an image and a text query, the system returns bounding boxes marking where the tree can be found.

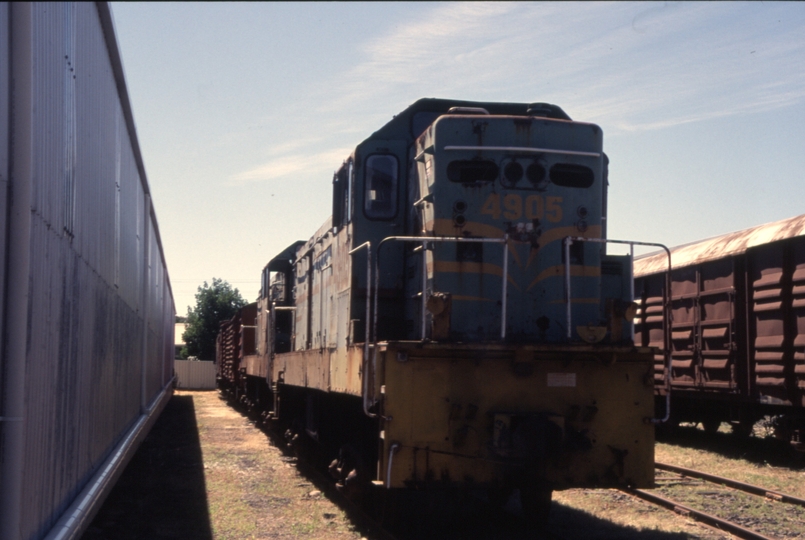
[181,278,247,360]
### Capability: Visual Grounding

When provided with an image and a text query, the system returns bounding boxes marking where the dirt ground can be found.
[82,390,365,540]
[83,391,803,539]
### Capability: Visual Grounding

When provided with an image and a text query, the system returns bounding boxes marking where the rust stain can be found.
[635,213,805,277]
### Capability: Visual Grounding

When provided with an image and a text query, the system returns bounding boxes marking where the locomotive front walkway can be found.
[81,390,364,540]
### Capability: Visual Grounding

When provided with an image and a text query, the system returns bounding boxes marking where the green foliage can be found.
[181,278,247,360]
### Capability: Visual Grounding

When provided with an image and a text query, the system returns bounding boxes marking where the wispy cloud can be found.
[326,2,521,108]
[231,2,805,189]
[316,2,805,135]
[228,146,353,186]
[229,2,805,191]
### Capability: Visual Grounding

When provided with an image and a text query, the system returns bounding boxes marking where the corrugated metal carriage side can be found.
[225,98,657,521]
[633,214,805,441]
[0,4,175,540]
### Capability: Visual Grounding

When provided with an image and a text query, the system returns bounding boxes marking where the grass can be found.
[189,390,805,539]
[550,423,805,539]
[551,488,730,539]
[656,431,805,498]
[189,391,363,540]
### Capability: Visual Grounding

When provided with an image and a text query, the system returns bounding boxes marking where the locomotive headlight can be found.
[502,160,523,187]
[526,161,546,187]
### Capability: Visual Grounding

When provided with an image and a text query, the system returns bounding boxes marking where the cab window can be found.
[364,154,398,219]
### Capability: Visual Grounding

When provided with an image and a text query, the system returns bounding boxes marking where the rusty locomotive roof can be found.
[633,213,805,277]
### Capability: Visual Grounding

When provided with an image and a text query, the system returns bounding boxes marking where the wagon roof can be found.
[633,213,805,277]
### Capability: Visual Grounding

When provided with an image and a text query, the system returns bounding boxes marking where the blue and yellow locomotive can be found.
[222,98,656,517]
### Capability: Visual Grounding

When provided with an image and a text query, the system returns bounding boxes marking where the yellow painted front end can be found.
[377,342,654,491]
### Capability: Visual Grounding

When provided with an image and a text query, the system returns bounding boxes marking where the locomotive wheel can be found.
[329,444,370,502]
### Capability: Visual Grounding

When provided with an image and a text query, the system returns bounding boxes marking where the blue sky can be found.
[110,2,805,315]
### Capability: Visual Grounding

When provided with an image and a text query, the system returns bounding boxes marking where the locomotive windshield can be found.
[550,163,595,188]
[446,159,498,183]
[364,154,398,219]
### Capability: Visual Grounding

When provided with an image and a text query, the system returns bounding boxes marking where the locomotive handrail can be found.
[563,236,673,424]
[374,235,510,343]
[348,242,375,418]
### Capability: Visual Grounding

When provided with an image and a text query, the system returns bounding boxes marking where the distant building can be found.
[175,322,187,359]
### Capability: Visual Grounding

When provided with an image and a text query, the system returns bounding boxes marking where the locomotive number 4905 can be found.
[480,193,563,222]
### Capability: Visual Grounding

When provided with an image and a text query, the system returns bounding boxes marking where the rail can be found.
[655,462,805,507]
[563,237,673,423]
[622,487,774,540]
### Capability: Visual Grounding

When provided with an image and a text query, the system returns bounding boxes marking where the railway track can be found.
[621,461,805,540]
[655,462,805,508]
[234,390,805,540]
